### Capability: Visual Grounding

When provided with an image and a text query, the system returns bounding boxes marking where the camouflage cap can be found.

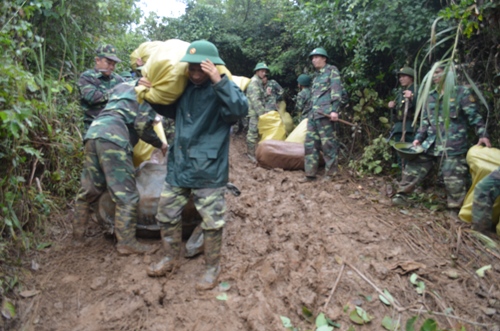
[397,67,415,78]
[96,44,122,63]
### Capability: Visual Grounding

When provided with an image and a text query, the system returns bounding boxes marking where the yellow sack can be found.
[133,121,168,168]
[130,41,164,70]
[135,39,190,105]
[285,119,308,143]
[277,101,294,135]
[258,111,286,141]
[135,39,235,105]
[232,76,251,92]
[459,146,500,233]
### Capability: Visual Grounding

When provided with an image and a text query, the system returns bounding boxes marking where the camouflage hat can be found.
[253,62,269,72]
[309,47,329,59]
[397,67,415,78]
[96,44,122,63]
[297,74,311,87]
[180,40,225,65]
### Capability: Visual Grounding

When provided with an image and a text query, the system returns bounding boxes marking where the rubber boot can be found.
[147,222,182,277]
[196,228,222,291]
[246,142,256,162]
[73,201,89,243]
[115,204,155,255]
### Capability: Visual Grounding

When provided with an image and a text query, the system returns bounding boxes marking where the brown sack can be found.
[256,140,305,170]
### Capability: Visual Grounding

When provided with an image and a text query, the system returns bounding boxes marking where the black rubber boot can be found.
[115,204,156,255]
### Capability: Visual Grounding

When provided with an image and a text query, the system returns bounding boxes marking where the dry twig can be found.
[323,263,345,312]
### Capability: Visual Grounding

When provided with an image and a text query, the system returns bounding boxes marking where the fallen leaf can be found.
[216,293,228,301]
[441,269,459,279]
[20,290,40,298]
[389,261,427,274]
[476,265,492,278]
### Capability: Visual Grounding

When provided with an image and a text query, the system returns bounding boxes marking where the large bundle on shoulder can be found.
[130,41,164,71]
[459,145,500,234]
[135,39,233,106]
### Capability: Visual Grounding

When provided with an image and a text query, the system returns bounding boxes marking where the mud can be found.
[10,135,500,331]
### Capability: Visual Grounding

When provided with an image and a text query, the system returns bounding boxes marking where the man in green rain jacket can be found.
[145,40,248,291]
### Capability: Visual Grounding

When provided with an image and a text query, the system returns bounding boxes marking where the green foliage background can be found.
[0,0,499,298]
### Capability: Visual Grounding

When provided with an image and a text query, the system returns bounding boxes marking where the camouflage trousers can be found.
[397,153,469,208]
[472,166,500,232]
[246,115,260,146]
[156,183,226,231]
[75,139,139,238]
[304,117,338,177]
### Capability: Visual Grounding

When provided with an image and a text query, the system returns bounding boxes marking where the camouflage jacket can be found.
[263,79,284,112]
[85,80,163,154]
[246,75,266,117]
[310,64,344,120]
[77,68,125,125]
[392,83,417,134]
[295,87,312,120]
[415,86,487,156]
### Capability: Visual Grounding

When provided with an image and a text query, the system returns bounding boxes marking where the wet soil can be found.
[8,135,500,331]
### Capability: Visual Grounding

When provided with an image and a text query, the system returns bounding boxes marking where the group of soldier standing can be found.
[73,40,498,292]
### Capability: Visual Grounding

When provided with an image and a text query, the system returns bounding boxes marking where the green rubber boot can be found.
[147,222,182,277]
[115,204,156,255]
[196,228,222,291]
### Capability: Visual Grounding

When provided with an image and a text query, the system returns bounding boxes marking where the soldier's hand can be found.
[388,100,395,108]
[477,137,491,148]
[201,59,221,84]
[138,77,152,88]
[403,90,413,99]
[329,112,339,122]
[161,142,169,156]
[412,140,421,147]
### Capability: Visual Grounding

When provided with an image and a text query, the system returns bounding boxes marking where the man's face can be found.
[256,69,268,79]
[188,63,209,85]
[262,75,268,85]
[311,55,327,70]
[398,74,413,87]
[95,57,117,76]
[432,67,444,85]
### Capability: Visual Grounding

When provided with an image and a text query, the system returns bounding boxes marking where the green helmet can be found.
[96,44,121,63]
[253,62,269,72]
[297,74,311,87]
[397,67,415,78]
[180,40,225,65]
[309,47,329,59]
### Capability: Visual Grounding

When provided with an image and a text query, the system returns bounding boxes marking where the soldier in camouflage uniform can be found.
[471,166,500,235]
[73,80,168,255]
[77,44,125,135]
[246,62,269,159]
[388,67,417,144]
[262,75,284,111]
[295,74,312,121]
[144,40,248,291]
[392,66,491,210]
[299,47,346,183]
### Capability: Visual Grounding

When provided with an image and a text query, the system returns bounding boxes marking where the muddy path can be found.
[9,135,500,331]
